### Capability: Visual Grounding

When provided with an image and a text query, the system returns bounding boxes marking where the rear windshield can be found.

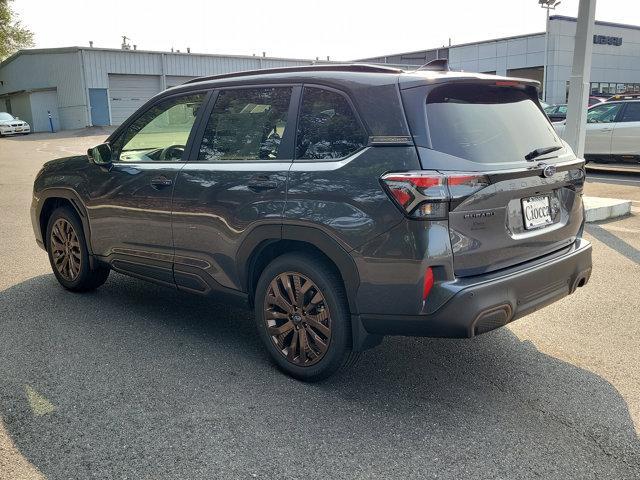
[426,84,561,164]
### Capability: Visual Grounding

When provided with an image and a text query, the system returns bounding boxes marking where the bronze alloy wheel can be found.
[50,218,82,281]
[263,272,332,366]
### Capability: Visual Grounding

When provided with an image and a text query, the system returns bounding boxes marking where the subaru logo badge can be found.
[542,165,556,178]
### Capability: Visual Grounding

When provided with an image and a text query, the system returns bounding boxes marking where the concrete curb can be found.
[585,163,640,175]
[583,196,632,223]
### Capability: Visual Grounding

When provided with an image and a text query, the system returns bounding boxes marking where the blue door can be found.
[89,88,110,126]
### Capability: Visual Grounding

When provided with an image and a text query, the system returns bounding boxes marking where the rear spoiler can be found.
[399,73,540,91]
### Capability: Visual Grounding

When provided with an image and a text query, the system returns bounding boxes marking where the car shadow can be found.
[0,273,638,479]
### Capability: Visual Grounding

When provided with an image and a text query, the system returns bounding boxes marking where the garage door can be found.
[166,75,198,89]
[30,90,60,132]
[108,74,161,125]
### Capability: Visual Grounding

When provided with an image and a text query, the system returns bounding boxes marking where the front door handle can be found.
[248,175,279,191]
[151,175,173,189]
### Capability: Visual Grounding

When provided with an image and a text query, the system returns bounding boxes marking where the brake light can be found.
[381,171,489,219]
[495,81,520,87]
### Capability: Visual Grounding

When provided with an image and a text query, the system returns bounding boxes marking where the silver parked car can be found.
[553,100,640,163]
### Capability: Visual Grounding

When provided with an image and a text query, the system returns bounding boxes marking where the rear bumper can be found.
[355,238,592,343]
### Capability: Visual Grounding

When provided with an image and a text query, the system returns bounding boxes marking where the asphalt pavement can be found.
[0,130,639,479]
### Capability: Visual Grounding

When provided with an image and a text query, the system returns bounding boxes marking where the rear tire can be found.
[45,206,110,292]
[254,253,359,381]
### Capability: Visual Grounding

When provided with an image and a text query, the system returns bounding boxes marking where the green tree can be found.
[0,0,34,61]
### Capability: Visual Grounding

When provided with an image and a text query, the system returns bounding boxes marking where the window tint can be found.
[426,84,561,164]
[587,103,622,123]
[198,87,292,161]
[116,93,204,162]
[296,87,367,160]
[620,103,640,122]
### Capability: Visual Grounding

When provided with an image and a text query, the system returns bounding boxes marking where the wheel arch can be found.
[38,189,93,254]
[238,225,360,315]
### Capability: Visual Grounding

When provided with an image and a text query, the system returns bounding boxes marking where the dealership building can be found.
[359,15,640,105]
[1,15,639,131]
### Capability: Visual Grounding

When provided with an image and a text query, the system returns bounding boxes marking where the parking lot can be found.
[1,130,639,479]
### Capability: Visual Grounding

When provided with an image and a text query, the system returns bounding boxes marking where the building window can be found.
[590,82,640,97]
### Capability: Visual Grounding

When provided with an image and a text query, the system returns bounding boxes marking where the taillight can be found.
[381,171,489,219]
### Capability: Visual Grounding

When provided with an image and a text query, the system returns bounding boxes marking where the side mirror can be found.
[15,116,19,120]
[88,143,113,166]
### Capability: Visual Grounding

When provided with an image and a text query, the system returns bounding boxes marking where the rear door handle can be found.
[247,175,279,191]
[151,175,173,189]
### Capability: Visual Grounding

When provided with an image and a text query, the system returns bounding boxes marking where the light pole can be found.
[539,0,561,102]
[564,0,597,158]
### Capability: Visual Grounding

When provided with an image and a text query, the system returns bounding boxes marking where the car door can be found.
[584,102,623,158]
[610,102,640,161]
[170,85,298,296]
[85,91,208,286]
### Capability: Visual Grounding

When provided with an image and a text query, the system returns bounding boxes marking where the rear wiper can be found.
[525,145,562,161]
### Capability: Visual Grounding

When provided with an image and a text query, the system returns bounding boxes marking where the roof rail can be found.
[184,63,404,84]
[414,58,450,72]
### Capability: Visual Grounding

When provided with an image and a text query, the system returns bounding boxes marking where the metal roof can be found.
[0,46,321,69]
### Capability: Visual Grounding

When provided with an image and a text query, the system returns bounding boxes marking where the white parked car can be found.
[0,112,31,136]
[553,100,640,163]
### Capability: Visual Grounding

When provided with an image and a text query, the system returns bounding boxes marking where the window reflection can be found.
[296,87,367,160]
[198,87,292,161]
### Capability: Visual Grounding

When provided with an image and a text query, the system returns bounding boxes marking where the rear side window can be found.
[426,84,561,164]
[198,87,292,161]
[620,103,640,122]
[296,87,367,160]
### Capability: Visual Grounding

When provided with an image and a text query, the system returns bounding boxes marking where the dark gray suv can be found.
[31,64,592,380]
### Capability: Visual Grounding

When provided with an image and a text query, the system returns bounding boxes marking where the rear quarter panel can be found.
[284,146,420,251]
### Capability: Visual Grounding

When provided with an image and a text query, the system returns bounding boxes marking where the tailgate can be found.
[448,161,585,276]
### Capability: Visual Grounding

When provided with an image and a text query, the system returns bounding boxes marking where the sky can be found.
[11,0,640,61]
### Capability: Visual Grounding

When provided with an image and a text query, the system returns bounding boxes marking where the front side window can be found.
[587,103,622,123]
[620,103,640,122]
[198,87,292,161]
[296,87,367,160]
[115,93,204,162]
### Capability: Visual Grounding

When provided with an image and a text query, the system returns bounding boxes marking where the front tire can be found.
[46,206,110,292]
[254,253,359,381]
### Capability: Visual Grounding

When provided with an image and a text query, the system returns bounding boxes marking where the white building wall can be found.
[448,34,546,78]
[546,17,640,104]
[447,18,640,106]
[0,52,86,129]
[81,49,312,91]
